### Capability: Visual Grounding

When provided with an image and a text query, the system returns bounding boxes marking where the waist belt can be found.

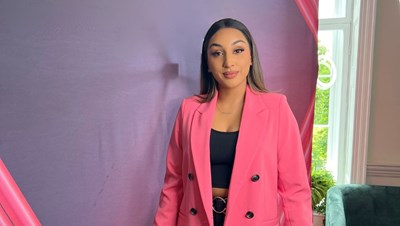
[212,196,227,214]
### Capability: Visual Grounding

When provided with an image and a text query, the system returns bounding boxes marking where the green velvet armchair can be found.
[326,184,400,226]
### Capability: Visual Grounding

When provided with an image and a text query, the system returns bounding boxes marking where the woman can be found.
[154,18,312,226]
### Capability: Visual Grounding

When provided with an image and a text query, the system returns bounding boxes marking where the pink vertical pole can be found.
[0,159,41,226]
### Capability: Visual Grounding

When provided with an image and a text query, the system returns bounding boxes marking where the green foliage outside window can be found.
[311,168,335,214]
[312,127,328,170]
[312,41,331,170]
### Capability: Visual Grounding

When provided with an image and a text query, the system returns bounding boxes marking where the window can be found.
[313,0,361,184]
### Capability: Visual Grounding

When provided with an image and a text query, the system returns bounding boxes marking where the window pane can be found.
[317,29,344,91]
[314,84,330,125]
[314,28,345,180]
[312,127,328,169]
[313,29,344,172]
[319,0,347,19]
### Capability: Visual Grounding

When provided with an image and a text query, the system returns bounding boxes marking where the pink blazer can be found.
[154,86,312,226]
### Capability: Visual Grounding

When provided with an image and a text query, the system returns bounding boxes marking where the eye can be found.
[234,48,245,54]
[210,51,223,57]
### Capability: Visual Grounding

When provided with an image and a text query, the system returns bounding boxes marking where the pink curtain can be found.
[294,0,319,178]
[0,159,41,225]
[295,0,319,41]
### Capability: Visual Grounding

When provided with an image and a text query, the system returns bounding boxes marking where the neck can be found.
[217,85,246,106]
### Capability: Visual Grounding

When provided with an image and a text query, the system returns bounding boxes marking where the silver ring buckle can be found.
[212,196,227,214]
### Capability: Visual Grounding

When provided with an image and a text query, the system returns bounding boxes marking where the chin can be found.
[218,80,247,90]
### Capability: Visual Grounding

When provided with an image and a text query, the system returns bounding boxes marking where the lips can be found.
[222,71,238,79]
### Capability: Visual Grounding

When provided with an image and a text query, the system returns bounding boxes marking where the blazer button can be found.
[190,208,197,215]
[245,211,254,219]
[188,173,194,181]
[251,174,260,182]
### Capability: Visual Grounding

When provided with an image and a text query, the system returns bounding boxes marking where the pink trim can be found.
[295,0,319,41]
[294,0,319,179]
[0,159,41,226]
[300,91,316,180]
[0,203,13,226]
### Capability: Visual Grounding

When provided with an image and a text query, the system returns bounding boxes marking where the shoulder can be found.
[182,95,202,106]
[251,91,288,109]
[178,95,203,114]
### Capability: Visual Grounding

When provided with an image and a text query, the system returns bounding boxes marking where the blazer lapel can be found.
[190,87,268,223]
[190,93,217,225]
[226,87,268,213]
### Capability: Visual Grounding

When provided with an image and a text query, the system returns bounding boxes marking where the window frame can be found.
[317,0,376,184]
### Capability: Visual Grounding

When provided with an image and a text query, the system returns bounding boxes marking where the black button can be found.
[245,211,254,219]
[190,208,197,215]
[188,173,194,180]
[251,174,260,182]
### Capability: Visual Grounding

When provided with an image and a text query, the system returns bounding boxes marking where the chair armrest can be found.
[325,185,346,226]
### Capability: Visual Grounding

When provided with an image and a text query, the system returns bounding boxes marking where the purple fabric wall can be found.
[0,1,316,225]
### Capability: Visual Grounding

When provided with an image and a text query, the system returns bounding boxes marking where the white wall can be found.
[366,0,400,186]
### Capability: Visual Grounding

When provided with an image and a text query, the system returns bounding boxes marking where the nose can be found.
[223,53,234,68]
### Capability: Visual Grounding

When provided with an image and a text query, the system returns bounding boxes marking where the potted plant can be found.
[311,168,335,226]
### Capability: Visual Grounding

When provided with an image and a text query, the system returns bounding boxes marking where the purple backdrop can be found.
[0,0,316,225]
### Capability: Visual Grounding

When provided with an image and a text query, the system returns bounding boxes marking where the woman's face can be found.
[207,28,252,91]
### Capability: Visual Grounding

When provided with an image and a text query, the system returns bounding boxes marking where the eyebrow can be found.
[208,40,247,49]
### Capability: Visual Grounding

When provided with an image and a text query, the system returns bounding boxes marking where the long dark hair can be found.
[197,18,268,102]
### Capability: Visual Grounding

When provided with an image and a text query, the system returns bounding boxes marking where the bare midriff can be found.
[212,187,229,198]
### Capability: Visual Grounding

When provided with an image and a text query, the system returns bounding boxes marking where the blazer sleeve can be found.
[153,102,184,226]
[277,96,312,226]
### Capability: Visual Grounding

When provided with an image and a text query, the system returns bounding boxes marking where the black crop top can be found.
[210,129,239,188]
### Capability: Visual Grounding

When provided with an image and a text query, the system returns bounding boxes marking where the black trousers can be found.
[213,211,225,226]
